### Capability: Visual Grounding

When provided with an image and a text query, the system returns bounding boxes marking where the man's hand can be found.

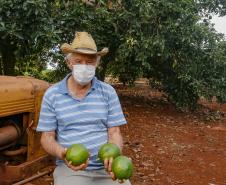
[40,132,89,171]
[104,157,125,184]
[107,127,126,183]
[104,157,115,180]
[65,158,89,171]
[62,148,89,171]
[104,157,113,173]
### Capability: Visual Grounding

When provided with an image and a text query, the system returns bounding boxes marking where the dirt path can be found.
[119,87,226,185]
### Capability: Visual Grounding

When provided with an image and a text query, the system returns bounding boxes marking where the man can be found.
[36,32,131,185]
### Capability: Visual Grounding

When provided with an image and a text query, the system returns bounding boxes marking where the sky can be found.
[211,15,226,36]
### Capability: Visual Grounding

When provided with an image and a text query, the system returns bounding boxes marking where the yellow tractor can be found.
[0,76,54,185]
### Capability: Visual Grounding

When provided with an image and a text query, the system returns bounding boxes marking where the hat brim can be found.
[61,43,108,56]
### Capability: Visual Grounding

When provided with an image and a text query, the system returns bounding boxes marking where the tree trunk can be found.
[97,60,110,81]
[0,45,16,76]
[0,58,3,75]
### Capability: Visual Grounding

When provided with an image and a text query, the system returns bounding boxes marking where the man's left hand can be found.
[104,157,113,173]
[104,157,125,184]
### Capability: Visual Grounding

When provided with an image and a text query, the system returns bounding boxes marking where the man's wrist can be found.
[56,146,65,160]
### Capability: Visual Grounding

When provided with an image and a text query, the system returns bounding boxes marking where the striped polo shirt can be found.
[36,74,127,170]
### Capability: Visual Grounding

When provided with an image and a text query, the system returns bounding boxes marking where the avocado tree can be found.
[198,0,226,16]
[44,0,226,108]
[1,0,226,109]
[105,0,226,108]
[0,0,58,75]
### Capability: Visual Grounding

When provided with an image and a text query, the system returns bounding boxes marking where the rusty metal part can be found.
[0,76,49,117]
[0,155,55,185]
[0,76,52,184]
[0,125,19,148]
[2,146,27,156]
[0,140,17,151]
[26,120,34,134]
[12,168,53,185]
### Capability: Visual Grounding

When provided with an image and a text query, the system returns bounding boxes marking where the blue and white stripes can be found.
[36,75,127,170]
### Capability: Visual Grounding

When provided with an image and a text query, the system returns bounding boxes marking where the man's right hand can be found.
[62,148,89,171]
[65,158,89,171]
[40,133,89,171]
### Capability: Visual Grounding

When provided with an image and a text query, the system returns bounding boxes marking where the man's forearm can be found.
[108,127,123,152]
[41,131,65,159]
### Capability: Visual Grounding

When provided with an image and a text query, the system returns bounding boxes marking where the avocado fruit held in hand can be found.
[66,144,89,166]
[112,156,133,180]
[98,143,121,161]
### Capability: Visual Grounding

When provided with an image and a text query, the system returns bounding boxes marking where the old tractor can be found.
[0,76,54,185]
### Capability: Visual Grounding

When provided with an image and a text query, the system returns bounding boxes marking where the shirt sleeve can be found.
[36,91,57,132]
[106,87,127,128]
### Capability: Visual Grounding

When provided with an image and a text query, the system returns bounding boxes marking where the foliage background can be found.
[1,0,226,109]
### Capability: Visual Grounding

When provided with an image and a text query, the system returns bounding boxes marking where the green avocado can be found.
[98,143,121,161]
[112,156,133,180]
[66,144,89,166]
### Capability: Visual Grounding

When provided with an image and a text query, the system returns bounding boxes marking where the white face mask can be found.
[72,64,96,86]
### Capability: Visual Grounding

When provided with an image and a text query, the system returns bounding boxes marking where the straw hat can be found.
[60,32,109,56]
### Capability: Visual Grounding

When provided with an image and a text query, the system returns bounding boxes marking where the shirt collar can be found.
[91,76,97,90]
[58,73,97,94]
